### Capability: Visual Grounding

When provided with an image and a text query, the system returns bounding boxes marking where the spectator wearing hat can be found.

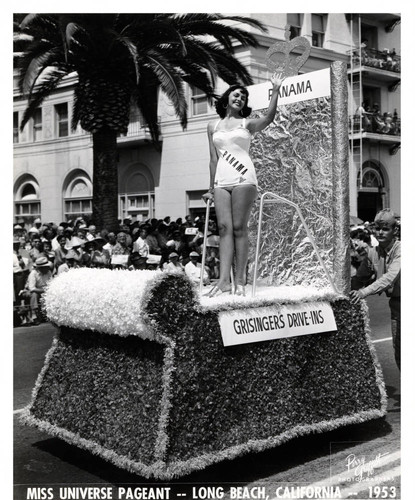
[13,224,24,239]
[29,235,43,263]
[76,224,89,243]
[24,256,53,323]
[57,249,80,275]
[33,218,42,231]
[28,226,40,241]
[74,217,85,230]
[163,252,184,274]
[65,236,85,262]
[81,240,95,267]
[185,251,209,285]
[350,209,401,369]
[123,216,132,228]
[90,237,110,268]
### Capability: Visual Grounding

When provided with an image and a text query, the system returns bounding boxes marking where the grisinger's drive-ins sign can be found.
[218,302,337,347]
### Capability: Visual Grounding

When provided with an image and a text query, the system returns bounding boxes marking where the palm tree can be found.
[14,13,267,230]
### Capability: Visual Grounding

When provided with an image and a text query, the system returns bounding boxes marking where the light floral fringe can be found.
[360,299,388,413]
[19,404,386,481]
[28,336,60,407]
[153,336,176,462]
[197,286,344,313]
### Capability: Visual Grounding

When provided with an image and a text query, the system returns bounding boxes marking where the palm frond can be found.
[134,79,161,148]
[192,40,254,86]
[20,66,67,130]
[172,13,266,51]
[19,47,66,96]
[144,51,188,128]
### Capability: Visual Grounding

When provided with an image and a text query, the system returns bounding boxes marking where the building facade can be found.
[13,13,401,227]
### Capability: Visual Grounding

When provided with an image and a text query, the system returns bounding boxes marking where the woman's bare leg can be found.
[231,184,258,285]
[213,187,234,290]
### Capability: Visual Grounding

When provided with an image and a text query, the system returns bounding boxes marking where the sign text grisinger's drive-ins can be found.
[218,301,337,347]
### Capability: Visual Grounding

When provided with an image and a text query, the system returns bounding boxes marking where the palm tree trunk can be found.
[92,127,119,232]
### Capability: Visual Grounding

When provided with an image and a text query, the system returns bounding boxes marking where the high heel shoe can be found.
[235,284,246,296]
[204,285,231,297]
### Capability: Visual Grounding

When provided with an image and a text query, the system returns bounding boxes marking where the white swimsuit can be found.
[213,118,258,188]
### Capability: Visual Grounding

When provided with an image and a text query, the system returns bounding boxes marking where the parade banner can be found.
[218,301,337,347]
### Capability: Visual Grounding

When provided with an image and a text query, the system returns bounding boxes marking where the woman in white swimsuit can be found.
[203,73,284,297]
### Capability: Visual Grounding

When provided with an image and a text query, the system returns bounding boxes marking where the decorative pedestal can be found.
[21,269,386,480]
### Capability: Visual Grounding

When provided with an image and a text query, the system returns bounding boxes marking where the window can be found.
[63,174,93,220]
[191,86,208,116]
[312,14,326,47]
[55,102,69,137]
[358,166,384,191]
[14,178,41,224]
[187,190,207,219]
[118,166,155,221]
[33,108,42,142]
[14,112,19,143]
[65,199,92,218]
[287,14,301,39]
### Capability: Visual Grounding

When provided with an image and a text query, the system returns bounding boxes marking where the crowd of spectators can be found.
[352,102,400,135]
[13,214,220,326]
[13,213,401,327]
[352,42,401,73]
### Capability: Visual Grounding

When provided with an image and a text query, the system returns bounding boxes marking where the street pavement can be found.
[13,294,401,499]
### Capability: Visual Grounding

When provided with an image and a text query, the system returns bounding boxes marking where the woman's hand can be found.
[202,191,214,204]
[271,71,284,92]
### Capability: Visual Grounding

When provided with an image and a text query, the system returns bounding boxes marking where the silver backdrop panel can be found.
[247,62,349,292]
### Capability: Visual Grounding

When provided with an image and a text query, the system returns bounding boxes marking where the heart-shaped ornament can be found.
[266,25,311,78]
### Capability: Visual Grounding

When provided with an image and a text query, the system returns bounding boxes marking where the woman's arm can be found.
[246,72,284,134]
[202,121,219,202]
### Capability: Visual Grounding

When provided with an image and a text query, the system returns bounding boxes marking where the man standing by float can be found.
[350,209,401,369]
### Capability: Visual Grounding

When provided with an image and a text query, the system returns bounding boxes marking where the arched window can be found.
[357,163,385,192]
[14,176,41,225]
[119,164,155,222]
[63,171,93,221]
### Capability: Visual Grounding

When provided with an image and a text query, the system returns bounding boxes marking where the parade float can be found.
[21,31,386,480]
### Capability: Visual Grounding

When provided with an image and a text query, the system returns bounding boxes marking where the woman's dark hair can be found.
[214,85,251,119]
